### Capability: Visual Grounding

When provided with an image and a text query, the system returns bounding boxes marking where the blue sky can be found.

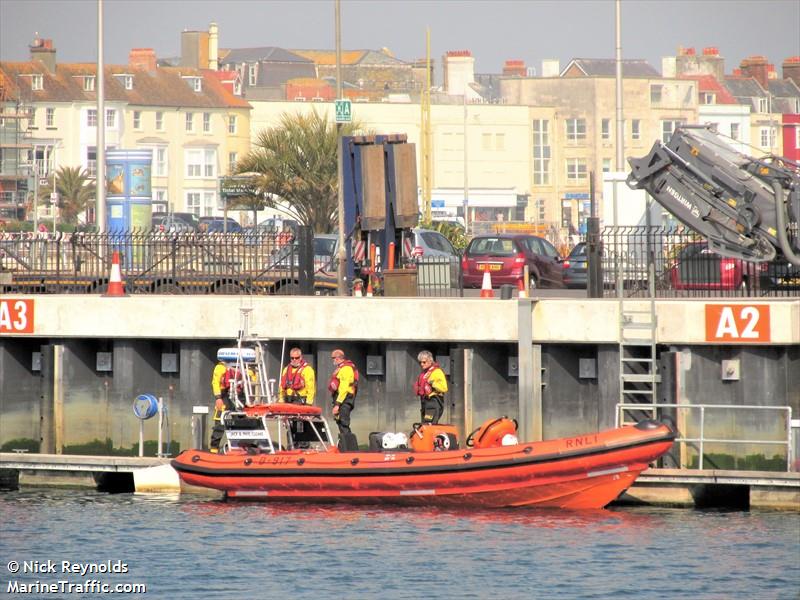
[2,0,799,82]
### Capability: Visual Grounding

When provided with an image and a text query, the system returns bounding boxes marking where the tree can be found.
[235,111,361,233]
[38,166,95,225]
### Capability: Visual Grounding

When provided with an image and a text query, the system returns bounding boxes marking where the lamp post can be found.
[335,0,346,296]
[96,0,106,233]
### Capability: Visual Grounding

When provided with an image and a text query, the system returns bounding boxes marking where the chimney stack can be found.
[29,36,56,73]
[208,22,219,70]
[782,56,800,87]
[129,48,157,72]
[739,55,770,89]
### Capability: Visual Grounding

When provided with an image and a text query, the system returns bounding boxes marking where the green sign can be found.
[335,99,352,123]
[219,176,258,200]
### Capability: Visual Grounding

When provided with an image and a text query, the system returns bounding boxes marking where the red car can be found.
[462,234,564,290]
[667,242,762,291]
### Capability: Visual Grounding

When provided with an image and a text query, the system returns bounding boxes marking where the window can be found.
[532,119,550,186]
[154,146,168,177]
[566,158,587,183]
[700,92,715,104]
[46,107,55,128]
[565,118,586,142]
[760,127,776,149]
[185,112,194,132]
[203,112,211,133]
[248,63,257,86]
[536,198,546,222]
[31,74,43,91]
[106,109,116,129]
[601,118,610,141]
[155,111,164,131]
[495,133,505,151]
[631,119,641,141]
[123,75,133,90]
[185,148,216,178]
[133,111,141,129]
[87,109,97,127]
[204,149,215,177]
[482,133,492,151]
[661,120,683,143]
[757,97,768,113]
[650,84,663,104]
[153,188,167,208]
[86,146,96,177]
[228,115,237,134]
[186,192,201,214]
[228,151,238,174]
[203,191,216,215]
[83,76,95,91]
[602,158,611,173]
[730,123,740,141]
[191,77,202,92]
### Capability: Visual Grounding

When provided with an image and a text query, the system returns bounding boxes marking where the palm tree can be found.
[235,111,361,233]
[38,166,95,225]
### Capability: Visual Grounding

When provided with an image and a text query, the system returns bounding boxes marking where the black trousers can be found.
[420,395,444,425]
[209,396,237,450]
[334,396,355,437]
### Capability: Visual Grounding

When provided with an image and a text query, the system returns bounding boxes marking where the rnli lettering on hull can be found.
[665,184,701,219]
[564,434,599,449]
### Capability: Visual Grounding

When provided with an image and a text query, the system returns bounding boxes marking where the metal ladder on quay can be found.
[617,296,660,427]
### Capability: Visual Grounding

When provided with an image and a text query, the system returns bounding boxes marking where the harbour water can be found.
[1,489,798,599]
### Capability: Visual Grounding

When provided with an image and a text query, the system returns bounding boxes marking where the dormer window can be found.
[83,76,96,91]
[182,76,202,92]
[31,74,44,91]
[114,74,134,90]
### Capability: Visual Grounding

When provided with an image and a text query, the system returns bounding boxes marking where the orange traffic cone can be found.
[480,271,495,298]
[517,278,528,299]
[353,279,363,297]
[366,276,374,297]
[104,251,127,297]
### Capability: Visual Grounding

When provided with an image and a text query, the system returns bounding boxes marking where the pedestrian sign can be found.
[335,99,352,123]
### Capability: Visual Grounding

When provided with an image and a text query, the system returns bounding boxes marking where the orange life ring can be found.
[470,417,518,449]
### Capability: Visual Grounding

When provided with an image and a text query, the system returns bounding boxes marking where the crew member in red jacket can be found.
[279,347,316,405]
[413,350,448,424]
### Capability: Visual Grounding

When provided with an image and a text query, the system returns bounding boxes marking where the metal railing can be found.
[616,402,794,471]
[0,230,336,295]
[415,255,463,297]
[598,225,799,298]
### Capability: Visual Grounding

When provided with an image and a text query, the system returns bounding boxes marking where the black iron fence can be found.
[0,230,336,295]
[597,226,799,298]
[0,227,796,298]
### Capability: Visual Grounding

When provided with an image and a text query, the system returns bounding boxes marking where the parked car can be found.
[461,234,564,290]
[412,228,459,258]
[562,242,588,288]
[151,213,196,233]
[666,241,760,291]
[758,258,800,291]
[151,212,199,231]
[198,216,242,234]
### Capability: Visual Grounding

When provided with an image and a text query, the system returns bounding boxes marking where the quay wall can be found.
[0,296,798,461]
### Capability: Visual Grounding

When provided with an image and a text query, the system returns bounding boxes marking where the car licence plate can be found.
[477,263,501,271]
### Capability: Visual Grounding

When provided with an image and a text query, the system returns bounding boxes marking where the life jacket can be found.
[281,361,307,392]
[221,367,245,393]
[327,359,359,397]
[413,362,441,398]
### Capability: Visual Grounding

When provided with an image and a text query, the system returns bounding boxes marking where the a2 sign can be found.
[0,299,774,343]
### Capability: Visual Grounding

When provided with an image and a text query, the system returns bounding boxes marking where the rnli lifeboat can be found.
[172,403,675,509]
